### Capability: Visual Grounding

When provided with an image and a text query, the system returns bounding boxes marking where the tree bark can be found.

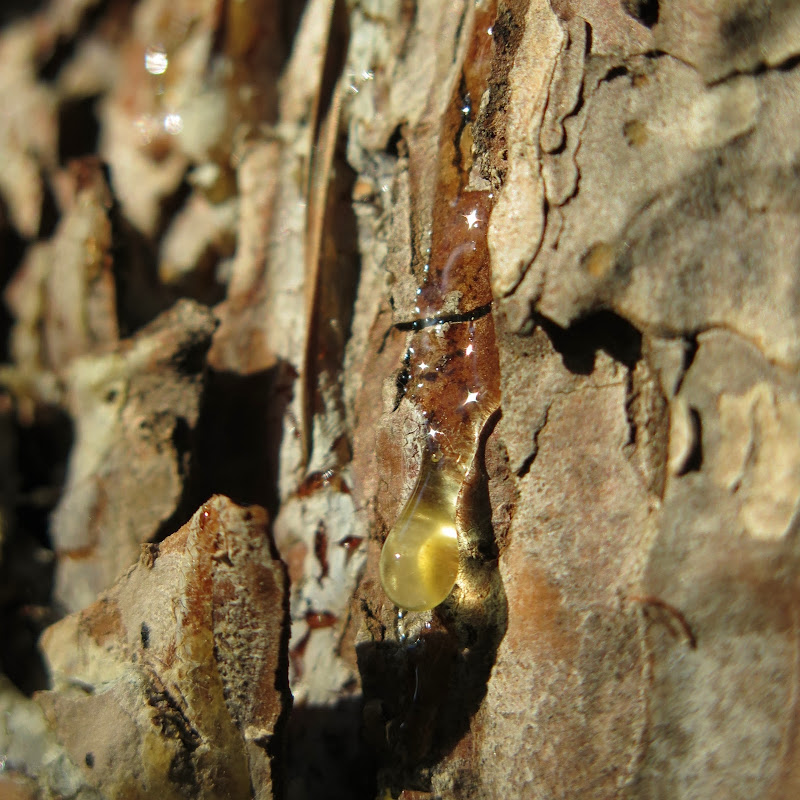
[1,1,800,799]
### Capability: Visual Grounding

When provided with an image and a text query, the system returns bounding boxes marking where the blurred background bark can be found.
[1,1,800,799]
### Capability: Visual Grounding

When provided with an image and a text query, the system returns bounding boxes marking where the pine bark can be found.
[1,1,799,799]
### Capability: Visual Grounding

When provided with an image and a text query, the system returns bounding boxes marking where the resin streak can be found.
[379,1,500,612]
[380,192,501,611]
[379,0,500,612]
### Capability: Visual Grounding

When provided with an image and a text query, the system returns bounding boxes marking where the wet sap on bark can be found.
[378,191,501,612]
[379,448,462,611]
[362,3,509,792]
[375,0,500,615]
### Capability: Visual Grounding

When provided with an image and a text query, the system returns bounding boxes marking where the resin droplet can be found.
[379,448,462,612]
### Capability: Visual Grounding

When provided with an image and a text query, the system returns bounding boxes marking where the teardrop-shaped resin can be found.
[379,450,463,612]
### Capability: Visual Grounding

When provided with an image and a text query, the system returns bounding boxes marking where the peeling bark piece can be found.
[667,394,698,475]
[715,383,800,540]
[476,316,654,797]
[57,34,120,99]
[539,17,586,156]
[38,496,289,800]
[655,0,800,83]
[5,159,118,375]
[158,193,238,290]
[4,242,50,375]
[0,24,58,238]
[208,140,282,375]
[676,329,800,542]
[488,0,563,298]
[100,96,188,237]
[515,54,800,367]
[51,299,215,611]
[40,160,117,366]
[539,16,586,208]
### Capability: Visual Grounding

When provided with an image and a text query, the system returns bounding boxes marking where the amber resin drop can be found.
[379,449,463,612]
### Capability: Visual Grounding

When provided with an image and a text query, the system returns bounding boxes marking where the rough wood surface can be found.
[39,496,289,800]
[1,0,799,798]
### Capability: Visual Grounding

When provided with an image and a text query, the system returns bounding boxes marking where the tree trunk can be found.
[1,1,799,799]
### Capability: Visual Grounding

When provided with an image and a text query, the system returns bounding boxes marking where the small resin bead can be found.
[379,450,462,612]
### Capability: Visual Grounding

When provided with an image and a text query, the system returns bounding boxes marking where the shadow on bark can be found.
[0,403,73,694]
[285,697,377,800]
[356,416,508,794]
[181,361,297,525]
[535,308,643,375]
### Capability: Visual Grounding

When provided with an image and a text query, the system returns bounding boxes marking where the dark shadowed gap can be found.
[621,0,659,28]
[0,404,73,694]
[163,362,296,538]
[680,406,703,474]
[0,204,26,361]
[285,699,377,800]
[106,184,174,337]
[58,95,102,164]
[535,308,643,376]
[0,0,47,26]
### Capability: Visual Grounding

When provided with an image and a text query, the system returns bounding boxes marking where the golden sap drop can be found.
[379,449,462,612]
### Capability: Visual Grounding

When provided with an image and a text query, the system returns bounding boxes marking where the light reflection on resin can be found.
[163,111,183,135]
[379,447,463,612]
[144,46,169,76]
[463,209,480,229]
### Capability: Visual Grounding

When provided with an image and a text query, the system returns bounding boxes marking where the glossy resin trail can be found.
[379,189,501,611]
[379,0,500,612]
